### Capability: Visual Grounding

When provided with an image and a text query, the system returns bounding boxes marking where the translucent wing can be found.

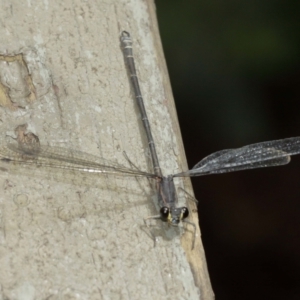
[0,142,156,178]
[174,137,300,177]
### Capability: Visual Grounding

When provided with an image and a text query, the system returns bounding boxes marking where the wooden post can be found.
[0,0,214,298]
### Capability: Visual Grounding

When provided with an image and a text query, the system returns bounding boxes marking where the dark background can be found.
[155,1,300,299]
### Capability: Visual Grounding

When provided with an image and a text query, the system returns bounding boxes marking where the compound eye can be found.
[160,207,169,221]
[182,207,189,219]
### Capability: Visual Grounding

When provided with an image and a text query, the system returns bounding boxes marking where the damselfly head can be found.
[160,206,189,226]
